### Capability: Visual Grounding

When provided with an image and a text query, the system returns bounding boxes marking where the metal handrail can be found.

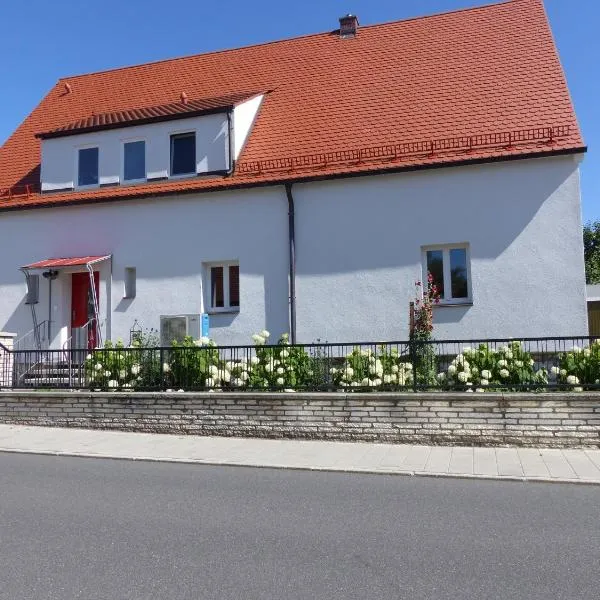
[63,317,105,388]
[14,320,49,352]
[62,317,98,352]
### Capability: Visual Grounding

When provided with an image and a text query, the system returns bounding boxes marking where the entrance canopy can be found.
[21,256,111,270]
[19,255,110,349]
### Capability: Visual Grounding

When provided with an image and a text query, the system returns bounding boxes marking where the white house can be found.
[0,1,588,350]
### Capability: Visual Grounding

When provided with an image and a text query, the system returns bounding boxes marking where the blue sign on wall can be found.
[201,313,210,338]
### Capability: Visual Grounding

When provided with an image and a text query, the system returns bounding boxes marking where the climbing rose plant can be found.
[412,272,440,338]
[410,273,440,386]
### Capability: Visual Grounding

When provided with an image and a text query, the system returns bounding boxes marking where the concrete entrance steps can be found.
[14,363,84,388]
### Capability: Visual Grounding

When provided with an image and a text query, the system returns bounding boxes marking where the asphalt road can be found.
[0,454,598,600]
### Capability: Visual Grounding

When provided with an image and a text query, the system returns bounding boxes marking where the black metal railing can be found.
[2,336,600,392]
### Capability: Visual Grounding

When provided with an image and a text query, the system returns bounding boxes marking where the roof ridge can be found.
[57,0,516,82]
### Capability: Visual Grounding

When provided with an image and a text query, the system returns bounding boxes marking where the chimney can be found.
[339,14,359,38]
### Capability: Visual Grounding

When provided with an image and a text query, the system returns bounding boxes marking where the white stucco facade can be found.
[0,154,587,348]
[0,187,290,348]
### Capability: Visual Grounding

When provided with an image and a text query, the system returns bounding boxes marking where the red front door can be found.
[71,272,100,349]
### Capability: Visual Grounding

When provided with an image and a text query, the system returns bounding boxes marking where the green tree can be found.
[584,221,600,284]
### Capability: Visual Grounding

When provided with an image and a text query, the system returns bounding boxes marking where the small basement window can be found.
[170,132,196,176]
[206,262,240,312]
[25,274,39,304]
[78,147,99,186]
[124,267,136,299]
[422,244,471,304]
[123,141,146,182]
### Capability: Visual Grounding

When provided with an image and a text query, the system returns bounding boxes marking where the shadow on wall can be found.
[114,298,134,313]
[3,296,30,340]
[432,305,470,326]
[264,264,289,340]
[293,158,577,275]
[208,312,238,330]
[0,159,577,285]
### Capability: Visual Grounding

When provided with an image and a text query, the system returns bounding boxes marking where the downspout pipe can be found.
[285,183,297,344]
[42,269,59,342]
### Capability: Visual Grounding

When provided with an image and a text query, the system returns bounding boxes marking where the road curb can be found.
[1,447,598,486]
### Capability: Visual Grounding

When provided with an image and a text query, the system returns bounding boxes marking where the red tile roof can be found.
[0,0,585,211]
[37,91,261,138]
[22,256,110,269]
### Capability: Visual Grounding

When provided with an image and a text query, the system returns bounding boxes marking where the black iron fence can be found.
[2,337,600,392]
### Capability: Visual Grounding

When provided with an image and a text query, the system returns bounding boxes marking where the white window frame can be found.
[204,261,240,313]
[169,129,197,178]
[121,138,147,184]
[421,243,472,305]
[75,144,100,189]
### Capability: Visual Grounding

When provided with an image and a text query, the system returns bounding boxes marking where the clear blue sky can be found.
[1,0,597,220]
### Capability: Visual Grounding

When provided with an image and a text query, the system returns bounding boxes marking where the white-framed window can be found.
[123,267,136,299]
[77,146,99,187]
[170,132,196,176]
[122,140,146,182]
[205,261,240,312]
[422,244,472,304]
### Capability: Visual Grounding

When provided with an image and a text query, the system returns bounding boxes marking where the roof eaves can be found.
[0,145,586,214]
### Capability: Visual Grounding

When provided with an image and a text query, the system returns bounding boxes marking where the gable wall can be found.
[292,155,587,341]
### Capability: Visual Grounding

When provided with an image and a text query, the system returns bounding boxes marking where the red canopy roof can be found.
[22,256,111,269]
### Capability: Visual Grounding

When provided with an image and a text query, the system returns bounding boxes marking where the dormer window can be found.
[38,92,264,193]
[78,147,99,187]
[170,132,196,176]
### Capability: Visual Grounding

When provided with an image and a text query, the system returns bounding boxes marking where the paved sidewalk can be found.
[0,423,599,484]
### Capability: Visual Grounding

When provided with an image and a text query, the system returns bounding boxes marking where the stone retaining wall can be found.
[0,391,599,448]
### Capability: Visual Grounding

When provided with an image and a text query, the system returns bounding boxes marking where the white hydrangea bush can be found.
[439,342,547,391]
[165,331,316,390]
[330,347,413,389]
[550,341,600,391]
[246,332,316,389]
[166,335,223,389]
[85,339,147,390]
